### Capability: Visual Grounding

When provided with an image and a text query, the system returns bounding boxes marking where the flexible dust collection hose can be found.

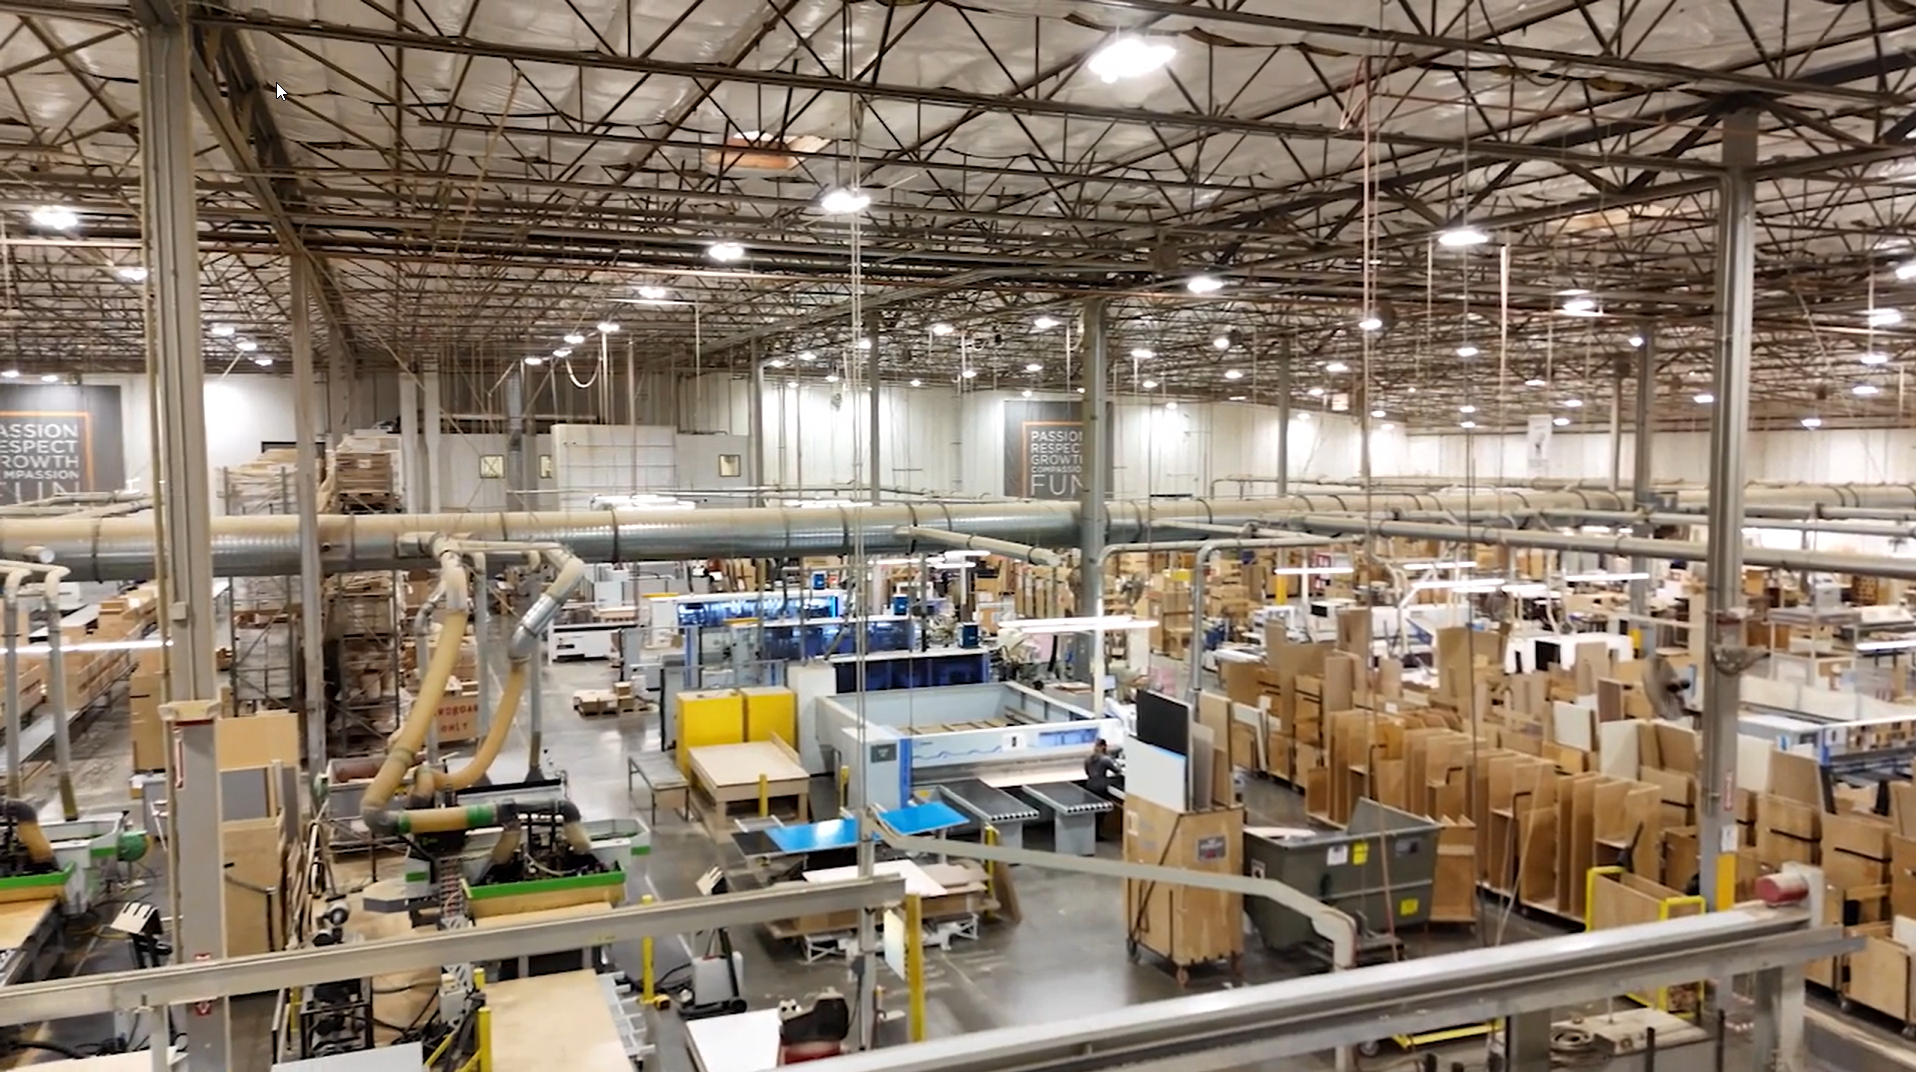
[363,545,586,836]
[0,799,53,866]
[361,543,470,837]
[40,565,75,821]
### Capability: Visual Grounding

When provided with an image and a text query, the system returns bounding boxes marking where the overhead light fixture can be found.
[553,347,573,358]
[819,187,871,215]
[563,332,586,345]
[1307,386,1326,397]
[1033,316,1059,330]
[1868,307,1903,327]
[1228,395,1247,401]
[1212,334,1231,351]
[1024,362,1043,372]
[1141,379,1158,389]
[29,205,78,231]
[597,321,619,334]
[961,368,978,379]
[1561,397,1584,408]
[235,339,258,352]
[1021,388,1033,398]
[1694,392,1715,404]
[767,358,789,369]
[1560,297,1597,315]
[1524,377,1547,387]
[1459,404,1477,414]
[1456,345,1479,358]
[1628,334,1645,347]
[931,322,955,336]
[1897,262,1916,282]
[1325,361,1349,373]
[210,323,235,338]
[1357,316,1384,332]
[524,356,544,366]
[1165,401,1178,410]
[856,337,873,350]
[1297,412,1312,421]
[1131,348,1155,360]
[1077,387,1086,394]
[115,266,148,283]
[0,370,16,379]
[826,373,840,383]
[1801,416,1824,429]
[1223,369,1243,380]
[909,378,922,387]
[1185,275,1224,295]
[636,285,669,300]
[1370,408,1387,419]
[1460,420,1478,429]
[799,351,817,362]
[1861,351,1892,365]
[1553,416,1571,426]
[38,373,58,383]
[707,241,746,262]
[1854,383,1882,396]
[1437,226,1489,248]
[253,356,273,367]
[1087,36,1175,84]
[1381,422,1395,430]
[1558,288,1590,296]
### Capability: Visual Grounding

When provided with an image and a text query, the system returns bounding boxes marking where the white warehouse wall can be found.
[677,373,1381,498]
[1394,427,1916,485]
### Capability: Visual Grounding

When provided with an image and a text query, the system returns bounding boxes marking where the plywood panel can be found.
[487,970,630,1071]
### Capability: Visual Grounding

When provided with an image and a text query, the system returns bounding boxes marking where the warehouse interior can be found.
[0,0,1912,1070]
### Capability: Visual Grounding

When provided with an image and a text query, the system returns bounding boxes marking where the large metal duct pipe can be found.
[10,485,1916,581]
[1274,515,1916,584]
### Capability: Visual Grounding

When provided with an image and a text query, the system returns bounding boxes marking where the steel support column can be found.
[290,262,327,771]
[421,361,442,512]
[1277,338,1292,498]
[138,3,230,1065]
[504,365,528,512]
[751,344,768,506]
[1080,299,1109,694]
[866,313,882,504]
[1630,328,1657,625]
[1700,111,1758,915]
[397,372,420,512]
[1608,361,1625,492]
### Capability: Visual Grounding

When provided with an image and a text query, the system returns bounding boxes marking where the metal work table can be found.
[1019,782,1111,856]
[931,779,1039,850]
[626,751,689,824]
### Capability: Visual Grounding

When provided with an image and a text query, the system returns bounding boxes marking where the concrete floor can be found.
[15,657,1916,1070]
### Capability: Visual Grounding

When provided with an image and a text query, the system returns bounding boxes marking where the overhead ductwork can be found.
[13,485,1916,581]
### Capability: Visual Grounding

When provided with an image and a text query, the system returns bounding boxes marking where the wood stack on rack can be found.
[223,449,304,710]
[328,570,403,746]
[325,433,402,513]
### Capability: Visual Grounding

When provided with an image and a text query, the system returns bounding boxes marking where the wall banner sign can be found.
[1003,399,1084,499]
[0,384,124,504]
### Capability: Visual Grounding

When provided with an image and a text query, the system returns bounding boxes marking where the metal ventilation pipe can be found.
[7,485,1916,581]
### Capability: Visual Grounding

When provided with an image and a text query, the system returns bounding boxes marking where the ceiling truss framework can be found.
[1,0,1915,429]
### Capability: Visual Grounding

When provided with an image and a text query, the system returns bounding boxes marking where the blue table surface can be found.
[762,802,968,852]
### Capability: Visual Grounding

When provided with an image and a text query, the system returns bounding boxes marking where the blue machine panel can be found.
[674,592,844,628]
[832,650,990,692]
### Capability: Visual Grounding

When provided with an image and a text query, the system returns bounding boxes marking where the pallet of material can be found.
[572,687,642,718]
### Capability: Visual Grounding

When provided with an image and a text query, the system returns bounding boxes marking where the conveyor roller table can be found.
[932,779,1039,850]
[1020,782,1111,856]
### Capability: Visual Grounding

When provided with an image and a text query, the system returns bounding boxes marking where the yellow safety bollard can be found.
[905,894,927,1043]
[759,773,771,817]
[476,1006,494,1072]
[838,765,851,812]
[641,894,656,1003]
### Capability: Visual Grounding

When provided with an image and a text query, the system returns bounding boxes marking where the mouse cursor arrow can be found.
[273,83,287,100]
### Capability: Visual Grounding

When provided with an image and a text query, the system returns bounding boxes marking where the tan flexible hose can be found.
[441,664,525,792]
[361,608,470,818]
